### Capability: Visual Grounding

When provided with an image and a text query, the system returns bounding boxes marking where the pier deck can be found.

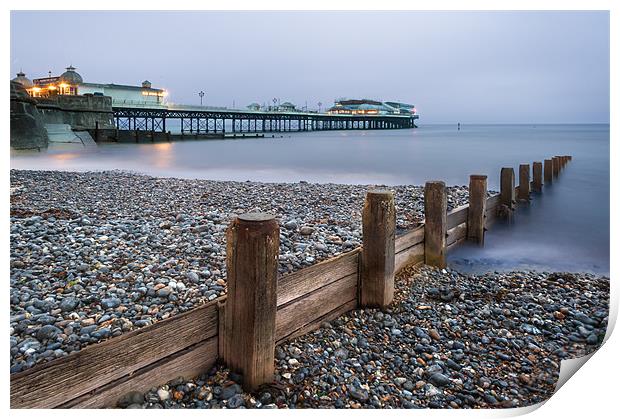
[112,103,419,135]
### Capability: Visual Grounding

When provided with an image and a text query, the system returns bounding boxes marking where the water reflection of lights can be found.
[50,152,81,161]
[153,143,172,151]
[149,142,174,168]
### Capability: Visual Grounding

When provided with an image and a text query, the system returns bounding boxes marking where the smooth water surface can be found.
[11,124,609,274]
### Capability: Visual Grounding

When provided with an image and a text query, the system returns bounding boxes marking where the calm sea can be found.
[10,124,610,275]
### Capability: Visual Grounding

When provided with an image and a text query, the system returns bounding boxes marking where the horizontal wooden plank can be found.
[395,243,424,273]
[485,195,500,225]
[277,248,360,308]
[277,299,357,345]
[447,223,467,247]
[447,236,466,252]
[61,337,218,408]
[276,273,357,342]
[395,225,425,253]
[11,298,221,409]
[447,204,469,230]
[486,194,500,211]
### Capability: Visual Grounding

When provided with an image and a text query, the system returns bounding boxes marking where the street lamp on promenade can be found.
[198,91,205,106]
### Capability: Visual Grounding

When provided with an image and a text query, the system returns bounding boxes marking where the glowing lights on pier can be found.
[327,99,418,116]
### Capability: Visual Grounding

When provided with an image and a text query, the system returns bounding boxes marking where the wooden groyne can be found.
[10,155,572,408]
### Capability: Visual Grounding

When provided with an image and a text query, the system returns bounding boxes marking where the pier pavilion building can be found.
[14,66,167,107]
[327,99,417,116]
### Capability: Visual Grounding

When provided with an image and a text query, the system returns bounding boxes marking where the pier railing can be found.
[10,155,572,408]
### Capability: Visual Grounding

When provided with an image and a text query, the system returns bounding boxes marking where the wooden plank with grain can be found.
[395,225,425,253]
[61,337,218,409]
[277,249,360,308]
[447,224,467,247]
[276,299,357,345]
[395,243,424,273]
[447,204,468,230]
[486,194,500,211]
[276,273,357,342]
[10,298,220,409]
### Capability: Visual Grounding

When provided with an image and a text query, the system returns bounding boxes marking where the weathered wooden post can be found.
[532,162,543,192]
[467,175,487,245]
[518,164,530,201]
[552,156,560,177]
[223,213,279,391]
[424,181,447,268]
[544,159,553,184]
[360,190,396,308]
[500,168,516,211]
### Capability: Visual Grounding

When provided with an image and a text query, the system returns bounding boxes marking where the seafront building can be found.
[11,66,167,107]
[246,101,299,112]
[327,98,417,116]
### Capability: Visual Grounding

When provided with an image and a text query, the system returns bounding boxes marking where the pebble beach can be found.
[10,169,473,373]
[8,169,610,409]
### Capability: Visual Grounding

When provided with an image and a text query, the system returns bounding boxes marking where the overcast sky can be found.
[10,10,609,123]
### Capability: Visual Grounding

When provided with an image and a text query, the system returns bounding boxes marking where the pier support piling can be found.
[360,190,396,309]
[467,175,487,245]
[552,156,560,177]
[424,181,447,268]
[223,213,279,391]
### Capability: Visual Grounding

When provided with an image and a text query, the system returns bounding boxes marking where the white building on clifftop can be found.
[15,66,167,108]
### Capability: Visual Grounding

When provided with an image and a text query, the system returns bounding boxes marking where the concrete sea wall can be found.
[11,82,115,149]
[10,81,49,150]
[36,95,115,131]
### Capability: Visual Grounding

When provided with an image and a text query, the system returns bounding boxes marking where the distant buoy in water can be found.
[458,123,461,130]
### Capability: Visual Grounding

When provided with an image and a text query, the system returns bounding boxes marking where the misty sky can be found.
[10,10,609,123]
